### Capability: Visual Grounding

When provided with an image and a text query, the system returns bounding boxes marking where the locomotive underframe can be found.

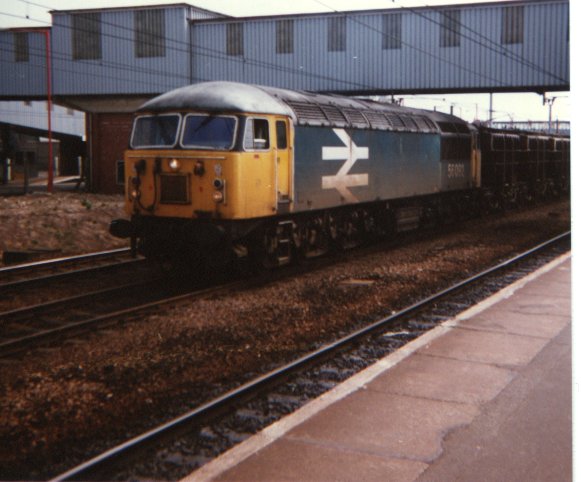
[127,188,482,270]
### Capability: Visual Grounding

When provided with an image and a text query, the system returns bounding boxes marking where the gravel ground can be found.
[0,195,571,480]
[0,192,127,266]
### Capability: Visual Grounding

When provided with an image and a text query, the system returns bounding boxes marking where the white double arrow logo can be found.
[322,128,369,203]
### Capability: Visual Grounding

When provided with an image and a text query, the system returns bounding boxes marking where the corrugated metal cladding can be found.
[50,5,198,96]
[0,0,569,100]
[192,0,569,94]
[0,5,224,99]
[0,30,49,98]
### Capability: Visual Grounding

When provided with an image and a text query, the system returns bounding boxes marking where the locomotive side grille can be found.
[400,115,419,131]
[286,101,328,124]
[286,99,442,134]
[385,113,406,130]
[343,108,370,128]
[320,105,348,125]
[363,111,392,130]
[160,174,190,204]
[416,116,439,132]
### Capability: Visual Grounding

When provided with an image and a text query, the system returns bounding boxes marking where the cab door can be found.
[275,118,292,211]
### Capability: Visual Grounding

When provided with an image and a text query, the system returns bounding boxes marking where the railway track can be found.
[0,248,135,290]
[51,232,570,482]
[0,271,244,358]
[0,231,429,358]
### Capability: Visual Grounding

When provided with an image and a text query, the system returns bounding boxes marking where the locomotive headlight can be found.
[169,158,181,171]
[212,190,224,203]
[213,178,225,203]
[130,189,140,200]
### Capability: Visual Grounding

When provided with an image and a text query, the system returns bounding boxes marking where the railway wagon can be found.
[478,125,570,208]
[110,81,480,267]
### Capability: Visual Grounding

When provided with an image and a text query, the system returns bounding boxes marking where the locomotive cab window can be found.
[244,118,270,150]
[181,114,237,150]
[131,114,180,149]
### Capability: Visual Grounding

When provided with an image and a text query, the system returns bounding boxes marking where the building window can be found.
[276,19,294,54]
[382,13,402,50]
[72,13,102,60]
[440,10,461,47]
[135,9,166,58]
[14,32,29,62]
[328,16,346,52]
[501,6,524,44]
[227,23,244,56]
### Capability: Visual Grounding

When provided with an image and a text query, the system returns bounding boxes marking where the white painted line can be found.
[182,252,571,482]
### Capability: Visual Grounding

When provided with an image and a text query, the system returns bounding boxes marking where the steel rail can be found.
[0,248,134,289]
[51,231,570,482]
[0,248,131,275]
[0,278,247,358]
[0,257,143,291]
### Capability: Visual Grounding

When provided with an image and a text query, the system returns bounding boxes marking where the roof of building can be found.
[49,3,227,17]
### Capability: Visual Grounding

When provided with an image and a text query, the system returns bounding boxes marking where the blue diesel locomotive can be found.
[110,81,568,267]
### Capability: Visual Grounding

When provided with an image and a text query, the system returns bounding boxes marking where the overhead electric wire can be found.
[404,2,568,84]
[1,0,569,102]
[309,0,568,84]
[4,0,511,93]
[0,36,213,93]
[8,0,565,92]
[2,3,379,92]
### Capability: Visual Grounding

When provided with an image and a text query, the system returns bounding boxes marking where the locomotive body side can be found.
[110,81,481,266]
[293,126,442,210]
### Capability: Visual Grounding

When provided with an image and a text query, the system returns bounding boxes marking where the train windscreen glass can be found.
[131,114,181,148]
[181,115,237,150]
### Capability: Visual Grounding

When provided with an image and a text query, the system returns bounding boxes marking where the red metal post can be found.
[44,29,53,192]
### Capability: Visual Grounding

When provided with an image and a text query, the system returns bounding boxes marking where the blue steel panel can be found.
[0,31,48,97]
[192,0,569,95]
[51,6,192,96]
[0,0,569,99]
[293,126,442,212]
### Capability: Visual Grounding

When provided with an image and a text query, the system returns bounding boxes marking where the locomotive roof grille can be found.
[320,105,348,125]
[386,113,406,130]
[286,102,326,124]
[362,111,392,130]
[342,108,369,128]
[138,81,467,134]
[415,116,437,132]
[402,115,419,131]
[437,121,472,134]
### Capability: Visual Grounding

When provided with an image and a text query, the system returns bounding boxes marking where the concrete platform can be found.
[183,254,572,482]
